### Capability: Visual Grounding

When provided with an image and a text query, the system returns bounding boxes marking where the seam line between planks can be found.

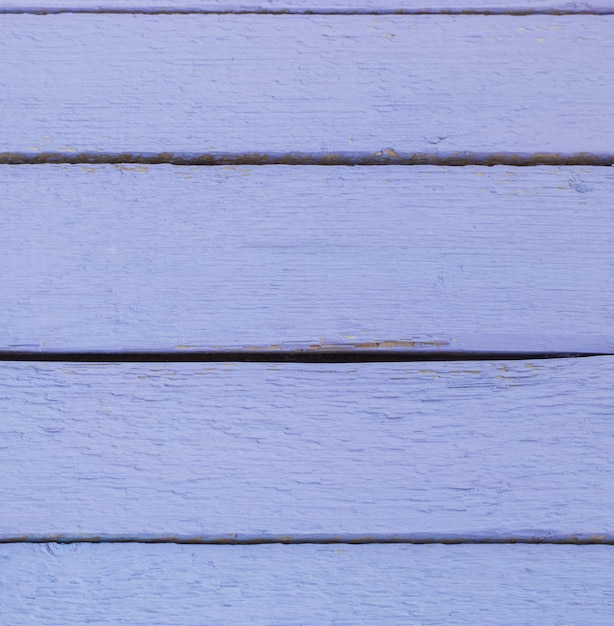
[2,152,614,167]
[2,9,614,16]
[0,351,607,363]
[3,534,614,545]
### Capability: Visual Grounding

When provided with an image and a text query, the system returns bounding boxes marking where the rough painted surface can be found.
[3,1,613,13]
[1,165,612,353]
[2,15,614,156]
[1,544,613,624]
[3,6,613,622]
[2,357,613,537]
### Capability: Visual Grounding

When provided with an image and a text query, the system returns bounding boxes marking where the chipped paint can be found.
[113,164,148,173]
[179,340,449,352]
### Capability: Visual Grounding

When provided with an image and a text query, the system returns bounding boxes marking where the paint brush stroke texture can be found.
[2,358,613,537]
[1,15,614,156]
[1,544,614,625]
[3,1,614,13]
[1,165,612,353]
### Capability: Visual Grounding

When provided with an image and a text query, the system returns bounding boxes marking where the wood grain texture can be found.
[2,165,613,353]
[3,1,613,13]
[2,15,614,157]
[2,544,613,624]
[2,357,613,538]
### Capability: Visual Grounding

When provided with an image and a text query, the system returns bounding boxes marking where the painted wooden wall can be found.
[1,1,613,623]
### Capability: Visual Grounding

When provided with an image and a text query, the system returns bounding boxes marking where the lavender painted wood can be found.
[2,544,614,624]
[2,15,614,157]
[2,165,613,353]
[2,357,614,537]
[4,1,613,13]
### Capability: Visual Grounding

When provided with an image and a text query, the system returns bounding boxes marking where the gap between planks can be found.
[3,533,614,545]
[3,12,614,16]
[3,8,614,15]
[2,152,614,166]
[0,351,607,363]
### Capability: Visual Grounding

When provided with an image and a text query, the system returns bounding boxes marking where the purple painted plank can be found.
[2,1,613,13]
[1,544,614,624]
[2,357,613,537]
[1,15,614,156]
[1,165,612,353]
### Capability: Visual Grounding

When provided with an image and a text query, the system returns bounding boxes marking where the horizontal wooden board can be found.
[3,1,613,13]
[1,15,614,157]
[2,357,613,538]
[1,544,613,624]
[1,165,613,353]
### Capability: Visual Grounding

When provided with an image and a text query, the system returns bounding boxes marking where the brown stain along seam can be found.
[1,534,613,545]
[1,152,614,166]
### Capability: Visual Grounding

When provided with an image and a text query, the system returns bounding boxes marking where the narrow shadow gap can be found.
[1,152,614,167]
[0,351,607,363]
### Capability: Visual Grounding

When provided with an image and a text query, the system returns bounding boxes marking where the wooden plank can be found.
[1,15,614,158]
[2,357,613,538]
[2,165,613,353]
[1,544,613,624]
[3,1,613,13]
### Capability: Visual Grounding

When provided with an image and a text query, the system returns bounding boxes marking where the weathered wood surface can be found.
[2,357,613,538]
[2,15,613,158]
[2,165,612,353]
[3,4,612,623]
[2,544,613,624]
[3,1,613,13]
